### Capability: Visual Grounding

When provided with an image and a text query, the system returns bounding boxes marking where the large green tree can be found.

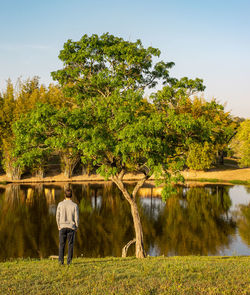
[51,33,208,258]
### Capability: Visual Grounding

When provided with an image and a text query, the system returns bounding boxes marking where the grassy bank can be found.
[0,256,249,294]
[186,178,250,185]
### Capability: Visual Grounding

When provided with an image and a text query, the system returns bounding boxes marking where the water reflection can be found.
[234,203,250,246]
[149,186,236,256]
[0,185,60,260]
[0,183,249,260]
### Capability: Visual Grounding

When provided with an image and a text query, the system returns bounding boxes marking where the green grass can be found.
[0,256,249,294]
[187,178,250,185]
[187,178,220,183]
[229,180,250,185]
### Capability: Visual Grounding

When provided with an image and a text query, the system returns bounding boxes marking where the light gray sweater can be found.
[56,199,79,230]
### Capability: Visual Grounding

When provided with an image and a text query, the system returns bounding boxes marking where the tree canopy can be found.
[51,33,175,102]
[0,77,72,179]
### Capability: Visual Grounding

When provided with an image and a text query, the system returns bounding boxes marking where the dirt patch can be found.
[181,167,250,182]
[0,167,249,184]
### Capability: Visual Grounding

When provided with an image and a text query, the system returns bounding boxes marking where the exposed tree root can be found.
[122,238,136,258]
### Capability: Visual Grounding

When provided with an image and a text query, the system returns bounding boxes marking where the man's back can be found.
[56,199,79,230]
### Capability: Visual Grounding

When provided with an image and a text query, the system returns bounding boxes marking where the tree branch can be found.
[111,175,132,204]
[97,89,108,97]
[118,169,126,180]
[132,174,150,199]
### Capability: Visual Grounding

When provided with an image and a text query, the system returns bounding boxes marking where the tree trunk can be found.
[5,184,20,204]
[35,167,45,179]
[130,200,146,258]
[61,154,79,178]
[82,164,91,176]
[112,173,148,258]
[7,165,22,180]
[217,150,224,165]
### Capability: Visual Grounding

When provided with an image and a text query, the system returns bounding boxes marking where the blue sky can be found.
[0,0,249,118]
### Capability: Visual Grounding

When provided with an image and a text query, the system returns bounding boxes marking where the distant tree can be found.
[13,104,81,178]
[153,90,237,170]
[186,142,217,170]
[13,104,56,178]
[0,79,15,140]
[230,119,250,167]
[0,92,3,170]
[0,77,73,179]
[46,107,82,178]
[0,79,22,179]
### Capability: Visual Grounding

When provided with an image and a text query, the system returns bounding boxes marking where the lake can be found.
[0,182,249,260]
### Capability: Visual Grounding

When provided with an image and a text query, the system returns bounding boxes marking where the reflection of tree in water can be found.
[139,196,162,255]
[0,183,246,260]
[72,183,135,257]
[0,184,58,260]
[0,183,136,260]
[245,186,250,194]
[153,186,236,256]
[235,203,250,246]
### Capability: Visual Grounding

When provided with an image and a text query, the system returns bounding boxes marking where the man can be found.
[56,188,79,265]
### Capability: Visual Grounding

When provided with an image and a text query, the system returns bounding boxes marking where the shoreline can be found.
[0,167,250,185]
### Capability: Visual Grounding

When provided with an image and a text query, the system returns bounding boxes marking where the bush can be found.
[230,120,250,168]
[187,142,216,170]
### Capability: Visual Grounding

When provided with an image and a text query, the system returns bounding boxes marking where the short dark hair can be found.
[65,188,72,198]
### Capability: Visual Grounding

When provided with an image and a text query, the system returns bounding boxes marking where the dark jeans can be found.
[59,228,76,265]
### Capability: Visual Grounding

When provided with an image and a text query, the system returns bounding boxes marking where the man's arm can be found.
[56,203,61,230]
[75,205,79,230]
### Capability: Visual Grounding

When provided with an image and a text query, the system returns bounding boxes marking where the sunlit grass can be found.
[0,256,249,294]
[187,178,250,185]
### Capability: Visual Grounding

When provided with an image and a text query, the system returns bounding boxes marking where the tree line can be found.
[0,33,248,257]
[1,41,244,181]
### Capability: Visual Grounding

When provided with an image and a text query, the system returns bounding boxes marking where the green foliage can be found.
[13,103,56,173]
[230,119,250,167]
[51,32,175,101]
[1,139,24,180]
[75,89,190,186]
[0,77,72,177]
[13,103,82,177]
[186,142,217,170]
[153,93,237,171]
